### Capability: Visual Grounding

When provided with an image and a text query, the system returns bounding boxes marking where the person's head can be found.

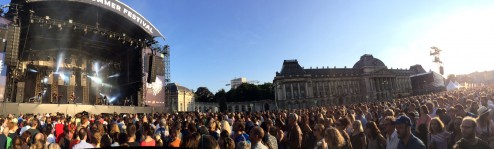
[461,117,477,139]
[430,117,445,134]
[481,96,489,106]
[453,116,463,131]
[352,120,364,133]
[426,102,434,113]
[288,113,298,126]
[455,104,465,115]
[30,118,38,127]
[198,135,219,149]
[236,140,250,149]
[336,117,350,130]
[118,132,128,145]
[126,123,136,138]
[313,124,325,139]
[47,142,61,149]
[394,116,412,139]
[182,132,201,149]
[248,126,264,144]
[78,127,87,141]
[471,101,479,110]
[324,127,345,148]
[110,123,120,134]
[382,116,395,134]
[12,136,23,149]
[100,134,112,148]
[232,121,245,133]
[477,106,491,122]
[365,121,380,138]
[420,105,429,116]
[219,137,235,149]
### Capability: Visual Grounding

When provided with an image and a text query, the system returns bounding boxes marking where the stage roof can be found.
[24,0,164,39]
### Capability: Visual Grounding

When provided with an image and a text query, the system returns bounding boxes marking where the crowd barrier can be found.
[0,103,166,116]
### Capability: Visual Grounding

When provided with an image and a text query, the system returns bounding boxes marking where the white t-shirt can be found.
[386,130,399,149]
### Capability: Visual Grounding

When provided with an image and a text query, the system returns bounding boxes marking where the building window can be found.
[235,105,239,112]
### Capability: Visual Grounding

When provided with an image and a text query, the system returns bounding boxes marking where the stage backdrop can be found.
[145,75,165,107]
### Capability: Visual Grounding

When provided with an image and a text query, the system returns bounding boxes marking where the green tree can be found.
[195,87,214,102]
[214,89,228,112]
[258,83,274,100]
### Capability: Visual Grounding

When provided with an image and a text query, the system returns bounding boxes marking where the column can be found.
[290,83,294,99]
[315,82,320,97]
[297,83,301,99]
[305,82,309,98]
[328,81,333,96]
[282,84,286,100]
[322,81,326,97]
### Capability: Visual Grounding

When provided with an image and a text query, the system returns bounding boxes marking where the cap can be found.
[394,116,412,126]
[478,106,491,116]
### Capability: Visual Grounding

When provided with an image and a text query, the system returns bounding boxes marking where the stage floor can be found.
[0,103,166,116]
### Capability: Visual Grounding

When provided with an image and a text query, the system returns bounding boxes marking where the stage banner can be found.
[0,52,7,102]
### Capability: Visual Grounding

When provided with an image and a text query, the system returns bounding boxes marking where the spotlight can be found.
[122,33,126,37]
[84,26,88,34]
[30,19,34,23]
[58,24,62,31]
[45,16,50,20]
[69,19,73,24]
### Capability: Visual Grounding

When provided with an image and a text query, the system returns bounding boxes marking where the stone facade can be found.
[165,83,195,112]
[273,54,425,109]
[226,100,276,112]
[194,102,219,113]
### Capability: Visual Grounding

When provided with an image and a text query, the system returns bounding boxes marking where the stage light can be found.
[123,33,126,37]
[88,76,103,84]
[45,16,50,20]
[109,96,117,103]
[59,73,67,80]
[58,24,62,31]
[84,26,88,34]
[69,19,73,24]
[30,19,34,23]
[55,53,64,73]
[28,69,38,73]
[108,73,119,78]
[43,77,48,83]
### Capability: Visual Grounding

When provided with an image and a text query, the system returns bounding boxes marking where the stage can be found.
[0,103,166,116]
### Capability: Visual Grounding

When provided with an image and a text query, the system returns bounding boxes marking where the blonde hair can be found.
[325,127,345,148]
[430,117,445,134]
[220,120,232,136]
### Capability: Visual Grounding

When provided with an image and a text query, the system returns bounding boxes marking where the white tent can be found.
[447,81,459,91]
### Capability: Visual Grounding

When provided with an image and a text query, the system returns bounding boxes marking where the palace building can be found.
[273,54,426,109]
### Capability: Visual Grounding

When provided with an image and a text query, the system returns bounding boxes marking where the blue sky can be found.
[121,0,494,92]
[2,0,494,93]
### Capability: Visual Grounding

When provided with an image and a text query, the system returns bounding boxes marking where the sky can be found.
[3,0,494,93]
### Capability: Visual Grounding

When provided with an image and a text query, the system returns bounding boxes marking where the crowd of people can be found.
[0,85,494,149]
